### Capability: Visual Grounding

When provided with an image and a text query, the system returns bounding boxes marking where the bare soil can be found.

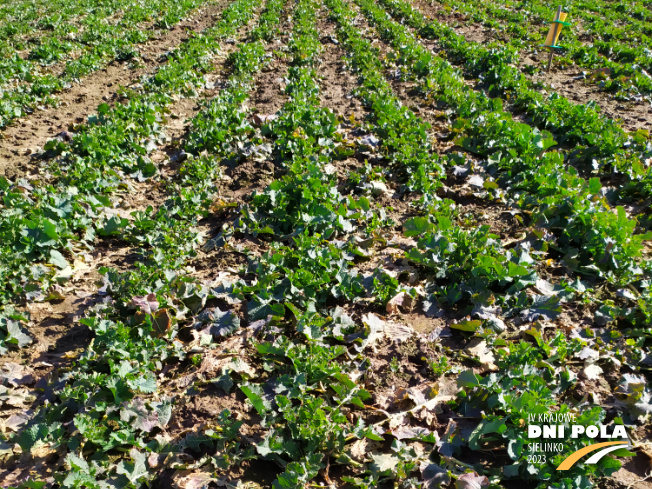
[0,8,258,388]
[317,11,368,121]
[0,11,267,484]
[2,1,651,487]
[528,68,651,133]
[0,0,230,179]
[410,0,652,134]
[252,57,290,117]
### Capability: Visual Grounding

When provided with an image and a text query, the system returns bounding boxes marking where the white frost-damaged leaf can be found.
[455,472,489,489]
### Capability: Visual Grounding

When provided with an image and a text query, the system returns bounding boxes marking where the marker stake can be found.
[547,7,562,72]
[541,6,570,73]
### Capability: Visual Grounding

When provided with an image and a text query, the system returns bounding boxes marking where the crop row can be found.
[363,0,652,328]
[1,0,650,487]
[353,0,652,291]
[229,1,380,484]
[0,0,211,130]
[1,0,287,484]
[428,0,652,97]
[379,0,652,200]
[327,0,651,486]
[0,0,260,346]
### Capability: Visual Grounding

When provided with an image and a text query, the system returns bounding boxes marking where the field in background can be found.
[0,0,651,487]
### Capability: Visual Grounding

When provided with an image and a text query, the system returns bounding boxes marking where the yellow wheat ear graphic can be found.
[556,441,630,470]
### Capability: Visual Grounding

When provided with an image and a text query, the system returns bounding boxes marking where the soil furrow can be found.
[0,0,229,179]
[0,19,263,482]
[410,0,652,133]
[326,1,601,351]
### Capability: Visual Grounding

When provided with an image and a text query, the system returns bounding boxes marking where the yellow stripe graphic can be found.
[556,441,628,470]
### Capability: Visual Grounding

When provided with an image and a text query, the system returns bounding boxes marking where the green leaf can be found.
[66,452,89,472]
[241,385,268,415]
[6,320,31,348]
[129,373,157,393]
[364,427,384,441]
[403,216,432,237]
[588,177,602,194]
[436,214,452,231]
[106,377,132,404]
[116,450,149,484]
[48,249,69,269]
[42,219,59,240]
[483,180,499,190]
[507,439,524,460]
[450,319,482,332]
[99,216,129,236]
[457,369,480,388]
[202,308,240,338]
[213,373,234,393]
[248,295,285,322]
